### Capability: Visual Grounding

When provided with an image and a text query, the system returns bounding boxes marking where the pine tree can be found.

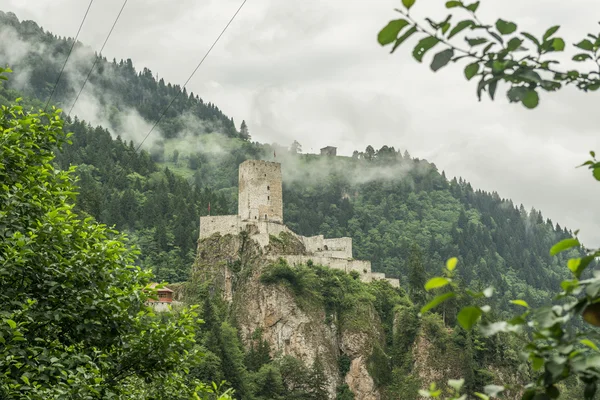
[408,243,427,305]
[240,120,250,140]
[309,354,329,400]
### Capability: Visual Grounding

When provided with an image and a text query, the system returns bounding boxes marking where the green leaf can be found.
[425,276,450,291]
[543,25,560,40]
[522,89,539,109]
[431,49,455,71]
[6,320,16,329]
[466,37,487,46]
[378,19,410,45]
[391,26,418,53]
[568,258,581,274]
[446,257,458,271]
[573,53,593,62]
[413,36,441,62]
[521,32,541,47]
[448,20,475,39]
[465,1,479,12]
[484,385,504,397]
[420,292,456,314]
[448,378,465,391]
[507,37,523,51]
[21,375,30,385]
[572,255,595,278]
[457,306,482,330]
[531,356,544,370]
[402,0,416,10]
[507,86,527,103]
[446,1,462,8]
[581,339,599,351]
[551,37,565,51]
[474,393,489,400]
[575,39,594,51]
[550,238,580,255]
[488,79,498,100]
[594,167,600,181]
[464,62,479,80]
[495,19,517,35]
[510,299,529,308]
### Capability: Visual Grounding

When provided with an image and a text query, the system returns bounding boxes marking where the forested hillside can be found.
[0,10,581,315]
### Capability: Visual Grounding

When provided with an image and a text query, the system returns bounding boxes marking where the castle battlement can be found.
[199,160,399,288]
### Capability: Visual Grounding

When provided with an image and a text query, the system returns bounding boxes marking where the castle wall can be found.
[238,160,283,223]
[322,238,353,258]
[200,215,241,239]
[271,255,373,283]
[371,272,400,288]
[199,160,402,291]
[386,278,400,288]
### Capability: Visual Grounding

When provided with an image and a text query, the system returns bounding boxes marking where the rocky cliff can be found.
[188,230,526,399]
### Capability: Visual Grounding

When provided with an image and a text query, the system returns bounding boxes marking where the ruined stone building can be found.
[199,160,399,287]
[320,146,337,156]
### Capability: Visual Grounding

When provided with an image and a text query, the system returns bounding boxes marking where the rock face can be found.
[191,232,528,399]
[345,357,378,400]
[193,232,383,399]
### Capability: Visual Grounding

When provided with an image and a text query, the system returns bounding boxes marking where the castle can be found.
[199,160,399,288]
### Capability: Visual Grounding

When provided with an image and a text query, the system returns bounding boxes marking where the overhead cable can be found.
[43,0,95,112]
[135,0,248,151]
[67,0,129,116]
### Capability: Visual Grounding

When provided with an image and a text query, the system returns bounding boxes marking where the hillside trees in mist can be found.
[0,10,240,140]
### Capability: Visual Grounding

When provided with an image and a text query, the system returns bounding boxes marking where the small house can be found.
[320,146,337,156]
[147,283,174,311]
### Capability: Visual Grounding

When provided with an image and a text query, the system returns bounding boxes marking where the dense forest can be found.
[0,9,581,312]
[1,9,595,399]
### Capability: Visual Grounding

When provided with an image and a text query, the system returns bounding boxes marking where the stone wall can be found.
[371,273,400,288]
[301,236,353,258]
[238,160,283,223]
[200,159,401,292]
[199,215,241,239]
[200,217,401,287]
[271,255,373,283]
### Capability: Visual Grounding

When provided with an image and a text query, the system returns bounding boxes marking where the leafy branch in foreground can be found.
[378,0,600,108]
[0,69,233,399]
[419,153,600,399]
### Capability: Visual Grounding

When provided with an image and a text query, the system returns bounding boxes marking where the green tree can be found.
[408,243,427,304]
[240,120,250,140]
[0,69,232,399]
[309,354,329,399]
[290,140,302,154]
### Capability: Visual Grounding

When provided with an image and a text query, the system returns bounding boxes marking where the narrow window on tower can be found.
[267,186,270,190]
[268,196,270,200]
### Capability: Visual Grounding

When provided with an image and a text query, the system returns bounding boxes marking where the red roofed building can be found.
[147,283,175,311]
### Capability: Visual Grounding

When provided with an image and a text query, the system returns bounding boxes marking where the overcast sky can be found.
[2,0,600,245]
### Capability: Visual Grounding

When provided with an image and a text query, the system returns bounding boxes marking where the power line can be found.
[67,0,129,117]
[136,0,248,151]
[43,0,94,112]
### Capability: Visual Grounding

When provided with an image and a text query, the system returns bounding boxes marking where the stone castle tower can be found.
[199,160,399,288]
[238,160,283,223]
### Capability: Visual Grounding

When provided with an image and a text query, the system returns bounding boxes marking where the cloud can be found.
[1,0,599,245]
